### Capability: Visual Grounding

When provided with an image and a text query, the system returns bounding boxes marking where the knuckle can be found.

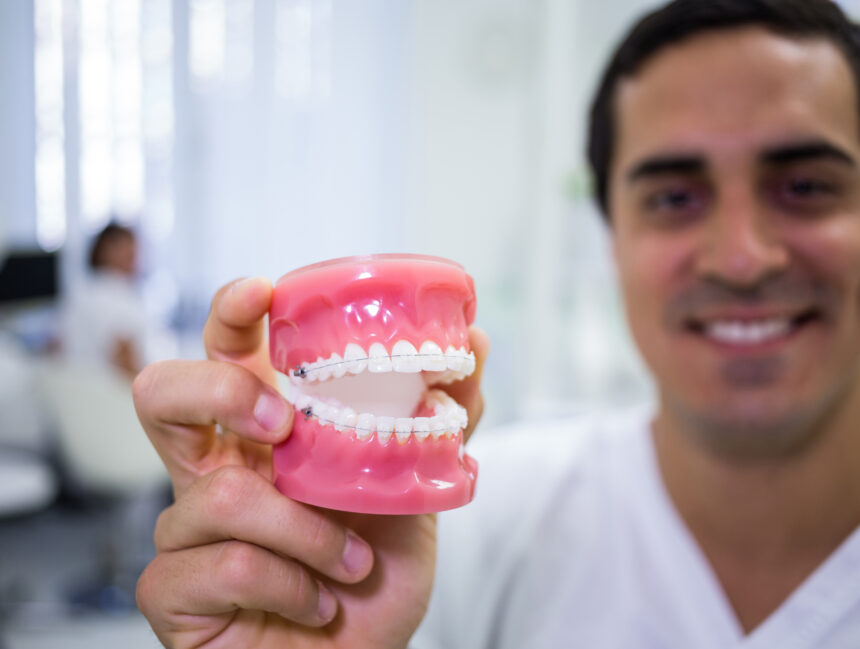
[303,513,339,563]
[131,362,162,412]
[211,362,253,409]
[216,541,261,593]
[280,503,342,571]
[281,563,318,617]
[135,557,161,619]
[205,465,259,521]
[309,514,330,547]
[152,507,169,550]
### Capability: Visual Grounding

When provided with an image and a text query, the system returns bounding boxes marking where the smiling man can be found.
[134,1,860,648]
[607,15,860,634]
[424,1,860,645]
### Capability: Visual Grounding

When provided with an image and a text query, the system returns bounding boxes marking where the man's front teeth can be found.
[294,341,476,382]
[704,319,792,345]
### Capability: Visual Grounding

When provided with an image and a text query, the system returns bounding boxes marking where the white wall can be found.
[0,1,37,247]
[2,0,673,426]
[404,0,658,421]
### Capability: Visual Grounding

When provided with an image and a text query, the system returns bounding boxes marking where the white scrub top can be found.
[413,409,860,649]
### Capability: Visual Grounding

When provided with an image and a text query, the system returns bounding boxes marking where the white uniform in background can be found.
[62,269,148,374]
[412,409,860,649]
[63,270,146,367]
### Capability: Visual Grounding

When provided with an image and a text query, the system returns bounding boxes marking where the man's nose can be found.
[694,191,789,287]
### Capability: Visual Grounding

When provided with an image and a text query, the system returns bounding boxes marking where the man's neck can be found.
[652,387,860,633]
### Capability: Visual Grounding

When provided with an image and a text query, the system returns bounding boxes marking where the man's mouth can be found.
[685,308,822,347]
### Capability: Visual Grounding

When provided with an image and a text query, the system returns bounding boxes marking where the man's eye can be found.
[647,189,694,210]
[641,185,708,226]
[782,177,834,198]
[772,175,841,214]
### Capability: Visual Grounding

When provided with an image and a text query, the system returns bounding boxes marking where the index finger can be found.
[203,277,277,385]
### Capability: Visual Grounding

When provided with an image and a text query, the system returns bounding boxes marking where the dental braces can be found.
[292,350,474,378]
[299,405,455,435]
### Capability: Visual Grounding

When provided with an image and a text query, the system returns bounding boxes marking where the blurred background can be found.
[3,0,856,646]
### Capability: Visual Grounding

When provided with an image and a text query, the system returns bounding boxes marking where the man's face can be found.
[609,27,860,456]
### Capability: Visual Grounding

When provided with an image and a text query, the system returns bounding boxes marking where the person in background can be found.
[62,223,144,380]
[132,0,860,647]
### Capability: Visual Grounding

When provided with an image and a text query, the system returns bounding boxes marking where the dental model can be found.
[269,254,479,514]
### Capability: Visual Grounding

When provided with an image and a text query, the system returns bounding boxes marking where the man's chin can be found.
[665,396,826,463]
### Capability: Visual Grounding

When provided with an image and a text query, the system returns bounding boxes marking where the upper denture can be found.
[290,340,476,384]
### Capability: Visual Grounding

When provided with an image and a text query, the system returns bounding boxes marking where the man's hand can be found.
[133,277,488,649]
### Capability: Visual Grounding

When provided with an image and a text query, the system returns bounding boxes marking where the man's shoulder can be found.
[451,404,655,537]
[470,405,653,486]
[421,405,657,648]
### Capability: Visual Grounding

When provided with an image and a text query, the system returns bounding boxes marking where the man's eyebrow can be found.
[626,155,706,183]
[760,141,857,167]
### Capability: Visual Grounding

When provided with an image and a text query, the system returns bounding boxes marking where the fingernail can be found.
[254,391,290,432]
[317,582,337,622]
[342,531,373,576]
[228,277,253,294]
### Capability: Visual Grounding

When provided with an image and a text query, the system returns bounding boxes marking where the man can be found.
[133,0,860,646]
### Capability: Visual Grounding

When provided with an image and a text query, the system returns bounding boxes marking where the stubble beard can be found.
[662,362,859,464]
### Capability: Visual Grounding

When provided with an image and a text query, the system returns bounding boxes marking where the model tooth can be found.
[314,356,332,381]
[394,417,413,443]
[343,343,368,375]
[367,342,393,373]
[412,417,431,442]
[429,415,446,439]
[445,410,462,434]
[391,340,422,372]
[335,407,357,432]
[293,393,313,411]
[419,341,447,371]
[318,402,339,425]
[434,370,458,385]
[463,351,476,375]
[435,390,457,409]
[457,408,468,430]
[447,355,467,373]
[301,360,317,382]
[329,352,346,379]
[376,416,395,444]
[425,388,444,402]
[355,413,375,440]
[444,346,459,371]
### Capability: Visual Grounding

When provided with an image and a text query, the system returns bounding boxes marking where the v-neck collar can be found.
[639,415,860,648]
[741,522,860,648]
[635,415,745,645]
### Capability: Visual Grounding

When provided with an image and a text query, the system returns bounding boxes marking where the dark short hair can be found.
[88,222,136,270]
[586,0,860,220]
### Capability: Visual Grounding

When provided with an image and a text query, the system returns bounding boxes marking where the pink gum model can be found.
[269,254,479,514]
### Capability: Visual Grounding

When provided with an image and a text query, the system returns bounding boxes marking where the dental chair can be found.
[36,359,169,612]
